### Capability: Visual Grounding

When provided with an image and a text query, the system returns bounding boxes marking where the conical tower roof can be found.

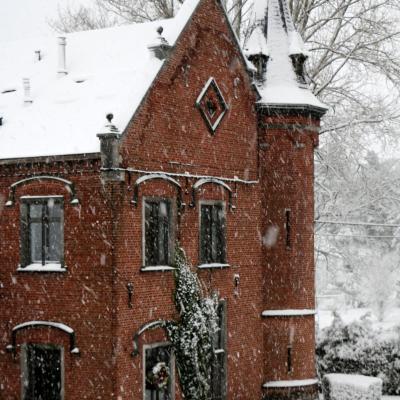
[245,0,327,113]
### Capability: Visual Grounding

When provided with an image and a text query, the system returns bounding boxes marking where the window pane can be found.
[158,201,170,265]
[211,302,226,400]
[47,221,62,262]
[30,222,42,263]
[25,345,62,400]
[48,201,61,219]
[30,204,42,219]
[145,345,173,400]
[145,200,171,266]
[201,205,212,263]
[201,204,225,264]
[215,205,225,264]
[145,201,159,266]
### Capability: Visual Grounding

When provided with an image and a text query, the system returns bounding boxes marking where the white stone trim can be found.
[262,309,316,317]
[263,378,318,388]
[13,321,74,334]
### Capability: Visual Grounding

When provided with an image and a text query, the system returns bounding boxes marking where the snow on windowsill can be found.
[197,263,230,269]
[262,309,316,317]
[140,266,176,272]
[263,378,319,388]
[17,264,67,273]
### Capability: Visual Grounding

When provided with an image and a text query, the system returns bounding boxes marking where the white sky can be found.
[0,0,88,43]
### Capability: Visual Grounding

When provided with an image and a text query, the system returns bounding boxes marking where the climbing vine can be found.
[166,245,218,400]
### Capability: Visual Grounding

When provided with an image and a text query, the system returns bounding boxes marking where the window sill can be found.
[140,266,176,272]
[197,263,230,269]
[17,264,67,273]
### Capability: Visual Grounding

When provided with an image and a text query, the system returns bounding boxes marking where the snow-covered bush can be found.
[322,374,382,400]
[360,253,398,322]
[317,314,400,395]
[166,246,218,400]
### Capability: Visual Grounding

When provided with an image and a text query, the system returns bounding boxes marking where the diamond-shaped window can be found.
[195,78,228,134]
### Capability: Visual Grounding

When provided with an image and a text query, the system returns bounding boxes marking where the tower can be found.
[245,1,328,399]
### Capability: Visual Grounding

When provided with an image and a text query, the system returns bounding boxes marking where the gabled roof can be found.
[244,0,327,112]
[0,0,202,161]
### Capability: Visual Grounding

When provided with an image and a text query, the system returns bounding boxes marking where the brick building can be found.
[0,0,327,399]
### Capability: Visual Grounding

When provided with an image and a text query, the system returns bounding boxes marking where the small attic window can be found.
[290,54,308,85]
[2,89,16,94]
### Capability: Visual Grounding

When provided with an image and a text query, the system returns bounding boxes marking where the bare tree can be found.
[49,0,251,37]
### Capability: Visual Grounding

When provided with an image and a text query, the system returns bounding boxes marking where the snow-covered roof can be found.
[0,0,201,161]
[246,0,327,111]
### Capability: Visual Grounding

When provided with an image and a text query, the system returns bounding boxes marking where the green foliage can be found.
[317,314,400,395]
[166,246,218,400]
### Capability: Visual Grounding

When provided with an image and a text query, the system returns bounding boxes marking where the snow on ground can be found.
[317,307,400,338]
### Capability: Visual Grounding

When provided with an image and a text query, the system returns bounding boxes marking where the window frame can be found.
[142,342,175,400]
[19,196,65,271]
[211,300,227,400]
[141,197,175,271]
[198,200,228,268]
[21,343,65,400]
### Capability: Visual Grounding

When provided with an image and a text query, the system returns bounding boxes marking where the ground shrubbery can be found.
[317,313,400,395]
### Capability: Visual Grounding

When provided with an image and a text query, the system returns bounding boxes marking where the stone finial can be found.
[147,26,172,60]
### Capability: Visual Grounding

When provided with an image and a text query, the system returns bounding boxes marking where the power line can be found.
[316,234,400,239]
[315,220,400,228]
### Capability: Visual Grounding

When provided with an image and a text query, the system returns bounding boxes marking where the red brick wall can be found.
[259,112,321,399]
[0,0,322,399]
[112,0,264,397]
[0,159,116,399]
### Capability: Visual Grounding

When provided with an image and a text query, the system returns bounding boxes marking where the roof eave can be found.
[256,102,328,118]
[0,152,101,166]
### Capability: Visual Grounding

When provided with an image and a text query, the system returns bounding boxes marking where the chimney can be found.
[97,114,125,182]
[23,78,33,104]
[58,36,68,76]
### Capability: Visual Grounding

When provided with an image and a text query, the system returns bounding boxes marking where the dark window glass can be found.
[200,204,226,264]
[145,345,173,400]
[21,198,63,267]
[24,344,62,400]
[211,301,227,400]
[145,200,172,266]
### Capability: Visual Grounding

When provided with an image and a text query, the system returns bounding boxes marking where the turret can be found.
[249,1,328,399]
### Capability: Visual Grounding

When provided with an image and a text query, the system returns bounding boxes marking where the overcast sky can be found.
[0,0,87,43]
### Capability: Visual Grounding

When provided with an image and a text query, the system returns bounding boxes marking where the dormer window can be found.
[290,54,308,85]
[248,53,269,82]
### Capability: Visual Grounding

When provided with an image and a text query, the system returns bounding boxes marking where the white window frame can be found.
[21,343,65,400]
[141,197,175,271]
[142,342,175,400]
[198,200,228,269]
[18,195,66,272]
